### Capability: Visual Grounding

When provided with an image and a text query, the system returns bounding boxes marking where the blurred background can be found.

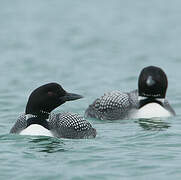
[0,0,180,116]
[0,1,181,179]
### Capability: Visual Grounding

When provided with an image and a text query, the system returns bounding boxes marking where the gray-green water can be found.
[0,0,181,179]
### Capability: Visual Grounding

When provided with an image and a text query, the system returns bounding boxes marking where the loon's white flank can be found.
[130,103,172,119]
[20,124,53,137]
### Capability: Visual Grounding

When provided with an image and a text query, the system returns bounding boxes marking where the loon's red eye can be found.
[47,91,55,96]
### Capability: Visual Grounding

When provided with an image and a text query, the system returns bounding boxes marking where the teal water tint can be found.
[0,0,181,179]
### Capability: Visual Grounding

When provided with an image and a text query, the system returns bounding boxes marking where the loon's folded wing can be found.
[49,112,96,139]
[85,91,133,120]
[163,99,176,116]
[10,114,27,134]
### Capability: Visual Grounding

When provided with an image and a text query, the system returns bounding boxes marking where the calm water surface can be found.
[0,0,181,180]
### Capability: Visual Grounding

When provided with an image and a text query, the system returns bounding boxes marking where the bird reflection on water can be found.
[28,136,67,153]
[136,118,171,131]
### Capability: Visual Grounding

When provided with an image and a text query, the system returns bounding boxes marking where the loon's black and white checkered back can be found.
[85,90,136,120]
[49,112,96,139]
[95,91,130,110]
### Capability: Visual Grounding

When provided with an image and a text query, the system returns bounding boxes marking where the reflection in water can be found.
[28,136,67,153]
[136,118,171,131]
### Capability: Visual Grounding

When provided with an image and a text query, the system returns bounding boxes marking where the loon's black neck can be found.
[25,111,50,130]
[138,96,164,109]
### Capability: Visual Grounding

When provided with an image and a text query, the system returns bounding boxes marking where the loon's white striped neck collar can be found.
[25,114,37,121]
[40,110,50,116]
[25,110,50,121]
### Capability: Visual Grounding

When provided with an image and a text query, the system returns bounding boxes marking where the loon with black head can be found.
[10,83,96,139]
[129,66,176,118]
[85,66,175,120]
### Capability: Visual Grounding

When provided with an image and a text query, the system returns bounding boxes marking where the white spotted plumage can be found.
[85,90,134,120]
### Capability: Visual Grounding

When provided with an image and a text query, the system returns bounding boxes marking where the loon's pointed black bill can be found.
[62,92,83,101]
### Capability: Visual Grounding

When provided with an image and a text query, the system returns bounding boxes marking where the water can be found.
[0,0,181,179]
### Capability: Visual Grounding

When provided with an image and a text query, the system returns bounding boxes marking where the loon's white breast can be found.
[20,124,53,137]
[130,103,172,119]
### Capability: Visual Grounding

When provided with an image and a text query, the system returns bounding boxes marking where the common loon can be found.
[85,66,176,120]
[10,83,96,139]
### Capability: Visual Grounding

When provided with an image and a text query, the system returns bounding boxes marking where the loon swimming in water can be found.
[85,66,176,120]
[10,83,96,139]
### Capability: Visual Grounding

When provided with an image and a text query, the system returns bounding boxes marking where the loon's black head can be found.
[138,66,168,99]
[25,83,83,117]
[138,66,168,108]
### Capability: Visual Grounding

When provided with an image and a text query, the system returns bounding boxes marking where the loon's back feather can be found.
[85,90,136,120]
[50,112,96,139]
